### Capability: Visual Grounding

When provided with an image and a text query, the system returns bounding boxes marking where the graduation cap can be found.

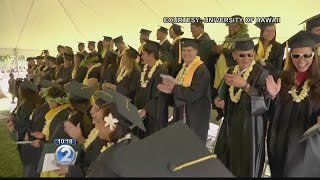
[126,46,139,59]
[108,122,233,177]
[106,50,118,59]
[180,38,199,49]
[78,42,85,46]
[39,79,55,89]
[26,57,34,61]
[299,14,320,31]
[286,30,320,49]
[64,81,95,101]
[158,26,168,34]
[103,36,112,41]
[63,53,74,60]
[94,89,145,131]
[300,123,320,142]
[139,29,152,36]
[43,50,49,54]
[225,36,258,51]
[113,36,124,44]
[170,23,184,35]
[144,40,161,52]
[57,45,64,49]
[254,22,275,30]
[88,41,96,45]
[20,80,39,93]
[35,56,44,60]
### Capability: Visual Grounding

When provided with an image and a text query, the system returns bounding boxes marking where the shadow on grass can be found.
[0,110,23,177]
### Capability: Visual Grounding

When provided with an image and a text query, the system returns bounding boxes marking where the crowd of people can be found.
[4,13,320,177]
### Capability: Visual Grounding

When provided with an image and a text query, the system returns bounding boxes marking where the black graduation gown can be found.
[115,70,140,100]
[284,124,320,177]
[24,102,50,177]
[58,66,73,85]
[67,137,105,177]
[169,39,183,77]
[47,108,71,142]
[254,41,283,76]
[13,101,36,177]
[81,50,89,57]
[86,139,133,177]
[267,81,320,177]
[197,33,218,89]
[133,65,169,138]
[172,64,211,143]
[160,39,171,54]
[88,66,102,82]
[43,67,56,81]
[214,64,271,177]
[75,66,88,83]
[100,65,117,88]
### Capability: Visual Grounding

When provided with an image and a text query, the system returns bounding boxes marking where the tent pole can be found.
[14,48,19,77]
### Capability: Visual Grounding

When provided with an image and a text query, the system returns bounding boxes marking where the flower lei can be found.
[100,133,132,153]
[116,65,128,83]
[228,61,255,103]
[41,87,69,105]
[176,57,200,85]
[256,40,273,64]
[42,103,70,141]
[140,60,163,88]
[288,79,311,103]
[83,128,99,150]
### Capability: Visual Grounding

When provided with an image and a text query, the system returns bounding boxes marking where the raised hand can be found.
[64,121,82,140]
[266,75,281,98]
[224,73,247,88]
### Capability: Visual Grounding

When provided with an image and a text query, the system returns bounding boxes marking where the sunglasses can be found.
[238,53,254,58]
[290,52,314,59]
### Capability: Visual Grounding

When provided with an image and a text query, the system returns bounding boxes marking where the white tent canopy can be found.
[0,0,319,57]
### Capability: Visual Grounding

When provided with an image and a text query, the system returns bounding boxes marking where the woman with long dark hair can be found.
[103,47,141,100]
[266,31,320,177]
[6,80,42,177]
[254,23,283,75]
[99,50,119,88]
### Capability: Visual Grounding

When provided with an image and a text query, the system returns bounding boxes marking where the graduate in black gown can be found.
[133,40,169,138]
[103,47,141,100]
[169,24,184,77]
[113,36,130,64]
[56,53,73,86]
[99,50,119,88]
[85,90,146,177]
[213,36,271,177]
[157,26,174,70]
[299,13,320,36]
[43,56,56,81]
[254,22,283,76]
[6,80,42,177]
[157,38,211,143]
[266,31,320,177]
[53,81,96,177]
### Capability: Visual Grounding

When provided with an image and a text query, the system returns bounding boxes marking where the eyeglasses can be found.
[238,53,254,58]
[290,52,314,59]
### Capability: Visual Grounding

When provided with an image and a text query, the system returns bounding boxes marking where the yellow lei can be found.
[140,60,163,88]
[228,61,255,103]
[83,63,102,86]
[100,133,132,153]
[116,65,128,83]
[175,56,203,87]
[255,40,273,64]
[42,103,70,141]
[83,128,99,150]
[289,79,311,103]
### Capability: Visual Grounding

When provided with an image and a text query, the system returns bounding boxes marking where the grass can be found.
[0,110,23,177]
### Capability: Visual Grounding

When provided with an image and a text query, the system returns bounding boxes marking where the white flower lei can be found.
[289,79,311,103]
[140,60,163,88]
[116,65,128,83]
[228,61,255,103]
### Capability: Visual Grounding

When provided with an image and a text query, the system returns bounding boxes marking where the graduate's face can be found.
[141,51,155,64]
[233,50,255,70]
[291,47,314,73]
[88,44,95,51]
[182,47,198,64]
[228,24,240,36]
[190,25,202,39]
[311,26,320,36]
[102,40,109,47]
[262,25,276,42]
[90,104,101,125]
[140,34,149,44]
[156,31,162,40]
[169,28,175,39]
